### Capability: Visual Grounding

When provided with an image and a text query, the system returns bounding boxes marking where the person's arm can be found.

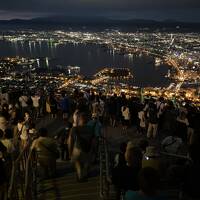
[30,139,37,151]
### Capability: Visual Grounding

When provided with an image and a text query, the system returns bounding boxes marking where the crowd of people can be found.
[0,87,200,199]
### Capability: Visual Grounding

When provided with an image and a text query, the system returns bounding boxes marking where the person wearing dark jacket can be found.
[112,146,143,200]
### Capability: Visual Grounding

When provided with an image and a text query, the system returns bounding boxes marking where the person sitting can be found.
[125,167,165,200]
[31,128,59,179]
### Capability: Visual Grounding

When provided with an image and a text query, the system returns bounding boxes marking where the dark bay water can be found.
[0,40,170,87]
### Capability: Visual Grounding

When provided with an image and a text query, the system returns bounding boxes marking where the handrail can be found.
[25,149,38,200]
[160,152,191,161]
[99,127,111,199]
[8,145,30,200]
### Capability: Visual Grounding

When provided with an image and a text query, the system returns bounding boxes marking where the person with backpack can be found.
[68,112,95,182]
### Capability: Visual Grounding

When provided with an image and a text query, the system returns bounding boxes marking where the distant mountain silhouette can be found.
[0,16,199,30]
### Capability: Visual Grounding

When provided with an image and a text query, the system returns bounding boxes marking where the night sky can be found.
[0,0,200,22]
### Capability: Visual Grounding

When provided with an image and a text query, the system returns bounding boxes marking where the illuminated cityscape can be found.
[0,30,199,106]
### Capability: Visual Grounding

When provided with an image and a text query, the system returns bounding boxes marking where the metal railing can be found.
[25,149,38,200]
[7,144,38,200]
[160,152,190,161]
[8,146,30,200]
[99,127,111,199]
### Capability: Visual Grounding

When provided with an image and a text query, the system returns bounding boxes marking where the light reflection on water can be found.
[0,40,170,87]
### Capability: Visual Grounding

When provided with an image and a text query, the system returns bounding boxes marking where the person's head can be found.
[61,91,66,98]
[78,113,88,126]
[159,97,164,102]
[125,146,143,167]
[92,113,98,121]
[2,104,8,111]
[38,128,48,137]
[24,112,30,119]
[167,100,174,110]
[139,167,160,197]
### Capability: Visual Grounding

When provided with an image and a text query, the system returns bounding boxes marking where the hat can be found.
[144,146,160,157]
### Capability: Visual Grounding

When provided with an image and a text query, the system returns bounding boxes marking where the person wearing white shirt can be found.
[31,94,40,119]
[121,106,130,132]
[19,95,28,115]
[138,109,146,134]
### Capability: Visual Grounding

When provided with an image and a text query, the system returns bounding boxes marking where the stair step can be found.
[38,193,100,200]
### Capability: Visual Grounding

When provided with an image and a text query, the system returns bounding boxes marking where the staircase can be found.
[37,161,100,200]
